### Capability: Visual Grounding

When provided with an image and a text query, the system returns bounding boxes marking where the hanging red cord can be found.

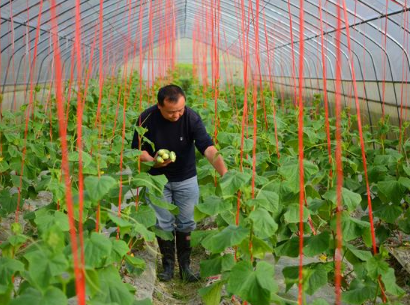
[334,2,343,304]
[341,0,387,301]
[297,0,305,303]
[287,0,298,106]
[15,0,44,223]
[74,0,87,268]
[381,0,390,119]
[49,1,86,303]
[318,0,333,178]
[399,0,408,147]
[262,7,280,159]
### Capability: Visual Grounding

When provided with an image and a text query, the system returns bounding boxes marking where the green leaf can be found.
[381,268,405,296]
[84,175,117,202]
[0,159,10,173]
[152,228,174,241]
[131,221,155,241]
[131,205,157,228]
[283,204,310,223]
[331,213,369,242]
[10,287,67,305]
[91,265,135,305]
[191,230,216,247]
[278,159,319,193]
[107,213,133,234]
[0,190,18,215]
[275,237,300,257]
[84,232,112,268]
[249,208,278,239]
[132,173,167,196]
[111,239,130,261]
[147,193,179,215]
[305,264,329,295]
[377,180,405,204]
[29,143,45,158]
[282,263,332,295]
[342,279,377,304]
[366,255,389,279]
[255,189,280,213]
[373,203,402,224]
[345,244,372,261]
[322,187,362,211]
[239,236,273,260]
[68,151,92,168]
[218,170,252,197]
[196,195,231,216]
[304,231,331,257]
[198,280,225,305]
[202,225,249,253]
[399,176,410,190]
[0,257,24,286]
[227,261,277,305]
[42,225,65,253]
[200,254,235,278]
[24,251,68,291]
[34,210,70,233]
[124,254,145,275]
[403,165,410,177]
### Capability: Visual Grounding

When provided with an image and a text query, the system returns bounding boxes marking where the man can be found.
[131,84,227,282]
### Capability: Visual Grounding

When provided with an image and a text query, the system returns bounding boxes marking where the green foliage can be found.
[1,67,408,305]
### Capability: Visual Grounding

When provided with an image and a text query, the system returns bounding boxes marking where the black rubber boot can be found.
[176,231,200,282]
[156,236,175,282]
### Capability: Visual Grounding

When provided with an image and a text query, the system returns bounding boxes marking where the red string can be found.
[341,0,386,300]
[381,0,389,119]
[74,0,86,268]
[399,0,408,146]
[297,0,305,303]
[318,0,333,178]
[334,3,343,304]
[49,1,86,303]
[15,0,44,223]
[262,7,280,159]
[287,0,298,106]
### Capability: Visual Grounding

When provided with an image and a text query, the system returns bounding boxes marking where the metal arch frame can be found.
[184,5,324,84]
[261,0,397,119]
[0,0,148,61]
[356,0,410,34]
[44,1,188,73]
[252,2,366,106]
[1,0,410,119]
[1,0,180,89]
[253,1,375,121]
[310,0,408,121]
[325,0,405,120]
[355,0,410,121]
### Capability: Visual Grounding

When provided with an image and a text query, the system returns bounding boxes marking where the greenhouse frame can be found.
[0,1,409,305]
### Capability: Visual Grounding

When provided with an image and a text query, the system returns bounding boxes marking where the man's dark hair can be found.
[157,84,186,106]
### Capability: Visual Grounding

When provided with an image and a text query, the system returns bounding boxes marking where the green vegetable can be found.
[170,151,176,162]
[158,149,169,157]
[156,156,164,163]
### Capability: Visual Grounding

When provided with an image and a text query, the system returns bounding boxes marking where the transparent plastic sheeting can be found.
[1,1,410,109]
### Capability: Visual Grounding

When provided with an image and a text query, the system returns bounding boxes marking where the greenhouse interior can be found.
[0,0,410,304]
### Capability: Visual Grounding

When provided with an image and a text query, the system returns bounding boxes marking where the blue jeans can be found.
[147,175,199,233]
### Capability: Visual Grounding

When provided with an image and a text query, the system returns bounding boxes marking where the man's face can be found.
[158,95,186,122]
